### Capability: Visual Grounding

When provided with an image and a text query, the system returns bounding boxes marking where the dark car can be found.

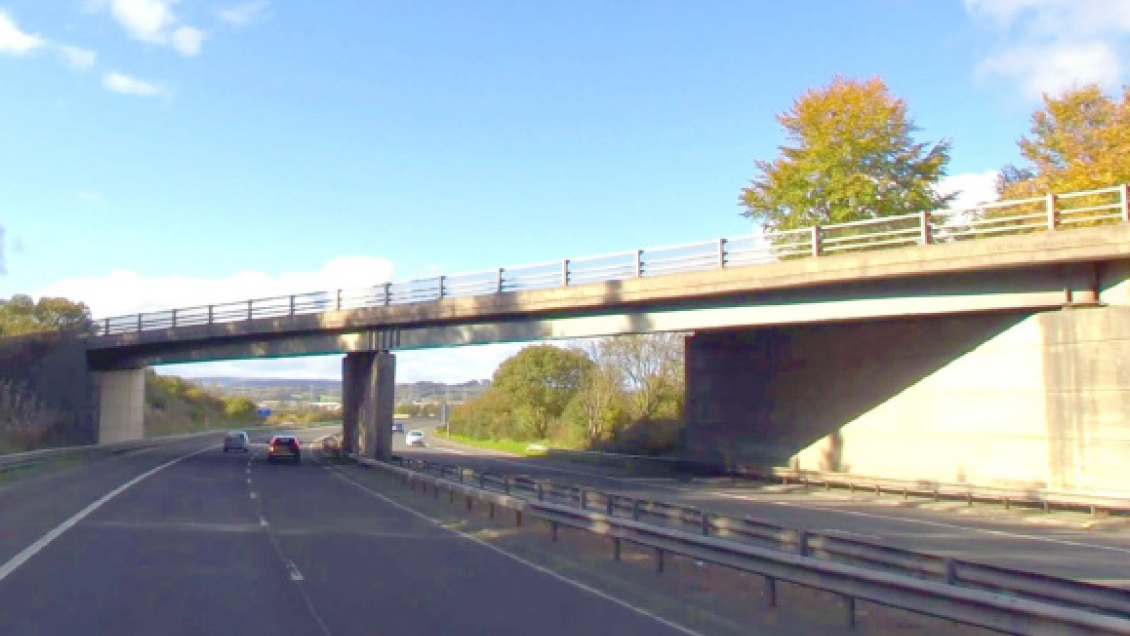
[391,422,404,434]
[267,435,301,464]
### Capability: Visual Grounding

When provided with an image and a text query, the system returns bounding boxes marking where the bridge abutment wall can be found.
[97,368,145,444]
[684,304,1130,494]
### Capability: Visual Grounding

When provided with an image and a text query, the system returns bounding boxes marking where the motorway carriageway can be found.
[0,428,699,636]
[403,420,1130,588]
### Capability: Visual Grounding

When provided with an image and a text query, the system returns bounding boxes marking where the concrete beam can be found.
[98,369,145,444]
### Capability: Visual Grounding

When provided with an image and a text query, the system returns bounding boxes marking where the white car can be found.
[223,430,250,453]
[405,430,426,447]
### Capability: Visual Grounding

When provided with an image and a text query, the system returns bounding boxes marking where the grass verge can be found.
[437,431,547,456]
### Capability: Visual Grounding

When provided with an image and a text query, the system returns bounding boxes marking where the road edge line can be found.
[0,444,217,583]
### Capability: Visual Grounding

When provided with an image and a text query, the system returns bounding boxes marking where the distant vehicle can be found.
[223,430,250,453]
[267,435,301,464]
[405,430,425,447]
[391,422,404,434]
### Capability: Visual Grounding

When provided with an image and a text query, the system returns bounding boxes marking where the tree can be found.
[492,345,593,440]
[0,295,92,336]
[223,396,258,421]
[601,333,684,421]
[998,84,1130,198]
[741,77,953,232]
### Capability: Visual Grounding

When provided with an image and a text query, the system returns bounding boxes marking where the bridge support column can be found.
[98,368,145,444]
[342,351,395,461]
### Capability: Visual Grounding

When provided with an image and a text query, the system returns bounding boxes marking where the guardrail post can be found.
[920,211,932,245]
[701,511,711,536]
[171,308,178,328]
[632,499,641,521]
[635,250,643,277]
[438,276,445,299]
[504,477,511,494]
[1046,193,1058,230]
[515,510,522,527]
[207,305,213,324]
[289,295,296,316]
[465,494,472,511]
[246,299,253,320]
[845,596,856,627]
[537,483,544,501]
[335,289,342,311]
[103,318,110,335]
[655,548,665,573]
[764,576,777,608]
[944,558,958,585]
[612,537,621,561]
[717,238,727,268]
[579,488,587,510]
[478,473,486,489]
[551,521,558,542]
[383,282,392,306]
[797,530,810,556]
[606,495,614,516]
[562,259,570,286]
[137,313,142,332]
[497,268,504,293]
[811,225,822,257]
[1121,184,1129,223]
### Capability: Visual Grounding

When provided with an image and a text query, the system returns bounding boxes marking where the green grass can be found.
[437,432,547,456]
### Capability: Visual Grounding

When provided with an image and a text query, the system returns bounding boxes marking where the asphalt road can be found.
[397,420,1130,587]
[0,429,695,636]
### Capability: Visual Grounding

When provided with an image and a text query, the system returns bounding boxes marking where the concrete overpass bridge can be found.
[8,185,1130,494]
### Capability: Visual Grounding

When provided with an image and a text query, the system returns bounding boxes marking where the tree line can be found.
[448,334,684,453]
[0,295,92,337]
[741,78,1130,231]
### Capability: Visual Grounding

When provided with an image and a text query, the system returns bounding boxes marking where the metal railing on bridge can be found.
[96,184,1130,337]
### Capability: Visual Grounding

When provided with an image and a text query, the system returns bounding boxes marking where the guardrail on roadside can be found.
[94,184,1130,337]
[389,457,1130,621]
[533,445,1130,516]
[361,456,1130,635]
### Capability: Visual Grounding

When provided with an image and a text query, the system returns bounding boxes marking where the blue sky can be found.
[2,0,1128,382]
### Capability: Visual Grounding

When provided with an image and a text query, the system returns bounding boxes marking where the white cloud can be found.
[0,11,46,56]
[110,0,176,43]
[160,343,525,383]
[103,71,164,96]
[965,0,1130,99]
[58,45,97,69]
[170,25,204,55]
[38,255,527,382]
[95,0,206,56]
[36,255,396,318]
[936,170,1000,209]
[217,1,269,27]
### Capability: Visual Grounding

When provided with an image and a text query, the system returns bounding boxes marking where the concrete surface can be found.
[683,305,1130,495]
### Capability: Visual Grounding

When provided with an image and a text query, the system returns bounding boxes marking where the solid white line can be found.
[0,444,217,584]
[284,559,305,582]
[331,470,705,636]
[430,446,468,456]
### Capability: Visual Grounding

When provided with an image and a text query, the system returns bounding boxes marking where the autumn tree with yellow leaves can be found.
[741,77,954,231]
[998,84,1130,198]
